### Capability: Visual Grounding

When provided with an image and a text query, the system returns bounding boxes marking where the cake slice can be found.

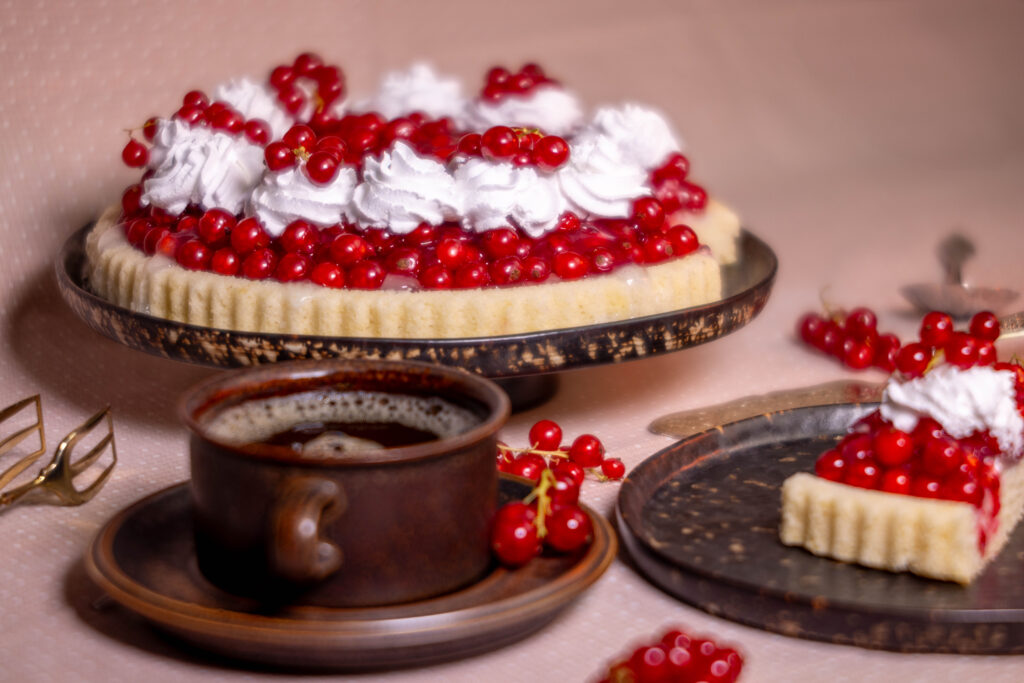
[780,312,1024,584]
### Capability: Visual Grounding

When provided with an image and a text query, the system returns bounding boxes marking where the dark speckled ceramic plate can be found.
[617,403,1024,654]
[56,225,775,377]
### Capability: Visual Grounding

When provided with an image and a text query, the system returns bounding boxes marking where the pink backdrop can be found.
[1,1,1022,680]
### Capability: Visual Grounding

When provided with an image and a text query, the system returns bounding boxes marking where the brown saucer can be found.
[85,476,616,670]
[618,403,1024,654]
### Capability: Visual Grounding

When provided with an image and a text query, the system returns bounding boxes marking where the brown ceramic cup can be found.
[179,359,509,608]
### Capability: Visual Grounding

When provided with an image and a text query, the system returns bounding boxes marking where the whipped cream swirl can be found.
[587,104,681,169]
[142,119,265,215]
[347,142,460,232]
[881,365,1024,459]
[213,78,295,140]
[247,165,357,237]
[463,85,583,136]
[454,157,566,237]
[354,63,465,120]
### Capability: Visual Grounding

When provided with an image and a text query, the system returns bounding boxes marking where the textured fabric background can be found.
[1,1,1022,680]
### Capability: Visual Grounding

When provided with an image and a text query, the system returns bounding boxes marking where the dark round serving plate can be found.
[56,225,776,379]
[85,475,616,671]
[617,403,1024,654]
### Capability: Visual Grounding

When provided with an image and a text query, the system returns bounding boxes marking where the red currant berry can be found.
[182,89,209,109]
[210,107,244,134]
[210,247,240,276]
[814,449,846,482]
[632,197,666,233]
[197,208,236,247]
[679,181,708,210]
[556,213,581,233]
[553,251,588,280]
[328,233,369,266]
[976,340,996,366]
[589,247,615,273]
[873,427,913,467]
[485,66,510,86]
[121,139,148,167]
[667,224,698,256]
[385,247,422,276]
[142,227,170,255]
[491,516,540,567]
[277,86,305,115]
[348,260,385,289]
[880,468,912,495]
[798,313,828,348]
[405,223,438,247]
[643,234,675,263]
[911,476,943,499]
[845,307,878,342]
[569,434,604,468]
[243,118,271,146]
[544,506,592,552]
[141,117,159,142]
[280,220,318,254]
[418,264,453,289]
[480,227,519,259]
[481,126,518,161]
[532,135,569,171]
[457,133,482,156]
[242,248,276,280]
[509,453,547,483]
[843,341,873,370]
[969,310,1000,341]
[922,437,961,477]
[490,256,523,285]
[305,150,341,185]
[945,332,979,368]
[601,458,625,480]
[551,459,585,487]
[310,261,345,288]
[121,184,143,216]
[269,65,295,89]
[293,52,323,76]
[283,124,316,151]
[920,311,954,347]
[629,646,669,683]
[175,239,210,271]
[523,256,551,282]
[125,218,150,247]
[435,237,467,269]
[550,473,581,507]
[652,152,690,184]
[455,262,490,288]
[895,342,932,377]
[943,473,982,506]
[840,433,874,461]
[275,252,310,282]
[912,417,945,445]
[528,419,562,451]
[843,458,881,489]
[265,141,296,171]
[229,217,267,254]
[873,333,901,372]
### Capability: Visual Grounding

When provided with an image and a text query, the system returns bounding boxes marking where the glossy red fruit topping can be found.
[895,342,932,377]
[347,260,385,289]
[481,126,518,161]
[121,139,148,167]
[873,427,913,467]
[175,239,210,271]
[306,150,341,185]
[242,248,276,280]
[283,124,317,152]
[920,311,954,347]
[532,135,569,171]
[814,449,846,482]
[265,141,296,171]
[944,332,979,368]
[969,310,1000,341]
[310,261,345,288]
[632,197,666,233]
[553,251,588,280]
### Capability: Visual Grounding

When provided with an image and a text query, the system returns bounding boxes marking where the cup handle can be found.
[268,476,346,583]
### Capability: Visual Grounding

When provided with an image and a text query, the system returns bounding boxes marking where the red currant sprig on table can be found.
[456,126,570,171]
[490,468,593,566]
[480,63,557,102]
[894,310,1002,377]
[598,626,745,683]
[495,419,626,483]
[797,304,902,371]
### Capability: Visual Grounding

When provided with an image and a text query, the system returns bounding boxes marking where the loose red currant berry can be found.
[348,260,385,289]
[945,332,979,368]
[880,468,912,495]
[532,135,569,171]
[895,342,932,377]
[553,251,588,280]
[632,197,666,233]
[873,427,913,467]
[528,419,562,451]
[265,141,296,171]
[481,126,518,161]
[230,217,267,254]
[418,264,453,289]
[969,310,1000,341]
[306,150,341,185]
[491,516,540,566]
[310,261,345,288]
[556,212,581,233]
[210,247,240,276]
[485,66,510,86]
[284,124,316,151]
[197,209,236,247]
[242,248,276,280]
[920,311,954,347]
[545,506,592,552]
[843,458,881,489]
[569,434,604,468]
[175,238,210,271]
[911,476,943,499]
[814,449,846,482]
[601,458,625,480]
[121,139,148,167]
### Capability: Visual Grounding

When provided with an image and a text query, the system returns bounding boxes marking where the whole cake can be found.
[87,55,740,339]
[780,311,1024,584]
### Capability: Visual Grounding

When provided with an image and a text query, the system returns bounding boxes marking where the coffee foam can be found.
[202,389,482,449]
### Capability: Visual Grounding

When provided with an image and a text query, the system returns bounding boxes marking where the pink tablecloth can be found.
[1,1,1022,680]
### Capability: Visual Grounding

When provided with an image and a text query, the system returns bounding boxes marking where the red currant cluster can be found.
[496,419,626,483]
[456,126,570,171]
[650,153,708,213]
[268,52,345,124]
[480,63,556,102]
[491,468,594,566]
[310,111,461,164]
[121,91,273,169]
[264,124,347,185]
[894,310,1001,377]
[598,626,744,683]
[798,306,901,371]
